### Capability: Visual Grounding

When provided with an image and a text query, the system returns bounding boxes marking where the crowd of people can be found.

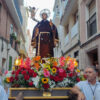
[0,69,8,100]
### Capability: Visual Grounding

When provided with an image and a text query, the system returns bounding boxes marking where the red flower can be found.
[58,76,64,81]
[73,72,77,76]
[64,73,67,78]
[58,72,64,77]
[12,71,15,74]
[50,75,54,80]
[15,76,18,81]
[29,69,34,76]
[43,84,50,89]
[58,70,67,78]
[10,77,14,82]
[29,82,33,86]
[21,70,27,75]
[24,75,30,81]
[68,73,73,77]
[15,71,20,76]
[54,76,59,82]
[66,67,70,71]
[33,72,37,77]
[76,77,80,82]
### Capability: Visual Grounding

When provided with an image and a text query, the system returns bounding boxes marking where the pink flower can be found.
[59,68,64,73]
[4,70,8,75]
[68,60,75,72]
[25,57,31,67]
[59,57,66,67]
[43,69,50,77]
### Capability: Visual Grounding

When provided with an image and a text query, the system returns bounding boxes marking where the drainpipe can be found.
[6,11,8,70]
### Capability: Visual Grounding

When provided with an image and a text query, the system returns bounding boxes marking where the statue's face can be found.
[42,13,47,20]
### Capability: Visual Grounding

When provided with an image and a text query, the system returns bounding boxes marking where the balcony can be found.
[71,21,79,38]
[4,0,23,26]
[60,0,78,25]
[64,34,69,45]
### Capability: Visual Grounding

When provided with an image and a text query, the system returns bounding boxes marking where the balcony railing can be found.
[14,0,23,24]
[71,21,79,38]
[64,34,69,45]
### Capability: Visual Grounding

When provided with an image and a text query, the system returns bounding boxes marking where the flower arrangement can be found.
[4,56,86,90]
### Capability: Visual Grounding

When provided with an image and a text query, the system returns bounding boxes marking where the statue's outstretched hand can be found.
[49,19,53,27]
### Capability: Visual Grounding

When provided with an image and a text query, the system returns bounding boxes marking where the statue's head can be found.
[40,9,50,20]
[42,13,48,20]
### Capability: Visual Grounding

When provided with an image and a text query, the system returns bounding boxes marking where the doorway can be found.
[87,48,98,66]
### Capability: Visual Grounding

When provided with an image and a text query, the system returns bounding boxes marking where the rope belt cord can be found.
[40,32,50,34]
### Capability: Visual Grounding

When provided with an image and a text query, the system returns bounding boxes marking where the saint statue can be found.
[31,8,59,58]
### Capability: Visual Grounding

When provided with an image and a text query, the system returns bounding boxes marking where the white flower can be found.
[49,80,56,88]
[32,76,40,88]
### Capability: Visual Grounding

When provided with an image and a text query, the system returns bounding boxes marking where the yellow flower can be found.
[74,61,78,67]
[12,66,15,71]
[52,68,57,74]
[43,64,51,70]
[6,77,10,83]
[76,69,80,73]
[42,78,49,84]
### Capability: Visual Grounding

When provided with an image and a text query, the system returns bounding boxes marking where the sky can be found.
[24,0,55,35]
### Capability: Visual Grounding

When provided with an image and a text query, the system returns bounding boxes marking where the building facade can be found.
[79,0,100,69]
[53,0,80,63]
[19,3,28,58]
[53,0,100,69]
[0,0,24,71]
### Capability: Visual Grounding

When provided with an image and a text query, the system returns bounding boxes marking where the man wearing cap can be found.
[31,9,59,58]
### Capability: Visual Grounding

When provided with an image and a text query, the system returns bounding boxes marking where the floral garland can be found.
[4,56,86,90]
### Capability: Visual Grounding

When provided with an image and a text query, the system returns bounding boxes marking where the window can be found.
[87,0,97,38]
[10,35,13,46]
[9,56,12,71]
[74,51,79,58]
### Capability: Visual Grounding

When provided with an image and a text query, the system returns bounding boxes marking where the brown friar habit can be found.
[32,20,59,58]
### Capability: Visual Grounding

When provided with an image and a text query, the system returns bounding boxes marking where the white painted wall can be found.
[0,39,18,71]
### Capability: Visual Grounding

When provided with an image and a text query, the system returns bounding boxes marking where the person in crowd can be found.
[71,66,100,100]
[0,68,3,85]
[0,84,8,100]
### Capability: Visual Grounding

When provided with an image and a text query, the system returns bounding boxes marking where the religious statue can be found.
[31,8,59,58]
